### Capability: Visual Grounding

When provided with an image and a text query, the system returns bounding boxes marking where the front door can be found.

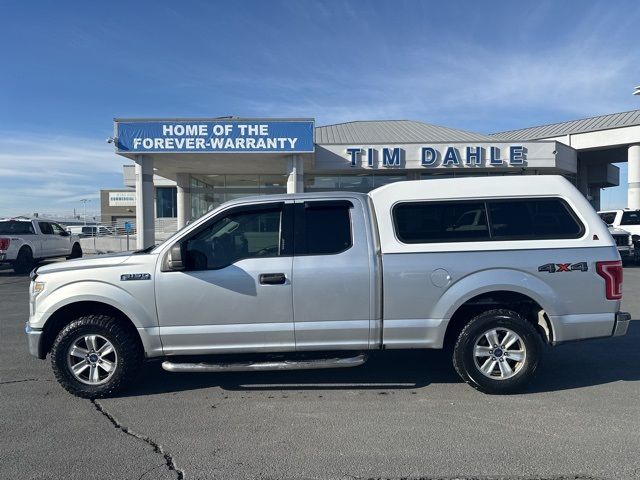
[155,202,295,355]
[50,223,70,256]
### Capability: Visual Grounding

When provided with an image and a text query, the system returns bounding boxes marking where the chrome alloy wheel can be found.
[66,335,118,385]
[473,328,526,380]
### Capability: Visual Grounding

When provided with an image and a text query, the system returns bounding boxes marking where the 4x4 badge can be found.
[538,262,588,273]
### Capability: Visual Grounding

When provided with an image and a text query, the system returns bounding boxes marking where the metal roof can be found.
[491,109,640,141]
[315,120,495,144]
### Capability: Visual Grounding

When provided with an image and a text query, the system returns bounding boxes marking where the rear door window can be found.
[295,201,353,255]
[38,222,53,235]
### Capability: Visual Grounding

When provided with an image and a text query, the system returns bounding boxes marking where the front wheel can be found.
[50,315,142,398]
[67,242,82,259]
[453,309,543,394]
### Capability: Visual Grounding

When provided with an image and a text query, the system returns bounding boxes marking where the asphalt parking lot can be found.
[2,264,640,480]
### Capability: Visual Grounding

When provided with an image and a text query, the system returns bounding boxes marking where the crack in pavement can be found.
[91,399,185,480]
[137,462,168,480]
[0,378,38,385]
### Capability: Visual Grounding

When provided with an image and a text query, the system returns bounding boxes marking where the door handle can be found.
[259,273,286,285]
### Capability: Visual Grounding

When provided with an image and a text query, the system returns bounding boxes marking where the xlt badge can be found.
[120,273,151,281]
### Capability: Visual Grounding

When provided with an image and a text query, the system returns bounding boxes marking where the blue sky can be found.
[1,0,639,216]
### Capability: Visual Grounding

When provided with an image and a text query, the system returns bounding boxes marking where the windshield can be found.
[0,221,35,234]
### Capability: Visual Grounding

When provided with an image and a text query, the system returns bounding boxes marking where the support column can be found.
[287,155,304,193]
[176,173,192,229]
[628,145,640,209]
[577,160,589,196]
[589,186,601,211]
[135,155,155,249]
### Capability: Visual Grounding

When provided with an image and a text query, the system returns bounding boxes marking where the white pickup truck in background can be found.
[0,218,82,273]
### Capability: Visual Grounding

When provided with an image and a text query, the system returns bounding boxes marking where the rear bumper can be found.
[549,311,631,344]
[613,311,631,337]
[25,323,45,359]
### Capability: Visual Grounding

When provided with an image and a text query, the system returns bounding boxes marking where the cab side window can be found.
[184,205,282,270]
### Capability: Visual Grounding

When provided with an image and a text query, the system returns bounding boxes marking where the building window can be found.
[156,187,177,218]
[189,174,287,219]
[305,174,407,192]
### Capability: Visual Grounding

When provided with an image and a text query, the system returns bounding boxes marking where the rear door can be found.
[292,199,373,350]
[37,222,55,257]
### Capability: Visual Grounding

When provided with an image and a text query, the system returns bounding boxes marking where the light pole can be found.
[80,199,90,225]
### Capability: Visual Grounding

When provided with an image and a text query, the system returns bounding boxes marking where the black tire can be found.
[453,309,543,395]
[13,247,34,274]
[67,242,82,259]
[50,314,142,398]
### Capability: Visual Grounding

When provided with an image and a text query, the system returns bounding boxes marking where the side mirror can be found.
[167,243,185,271]
[60,231,70,237]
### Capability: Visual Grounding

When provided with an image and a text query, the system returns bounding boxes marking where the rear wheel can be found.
[13,247,34,274]
[50,315,142,398]
[453,309,543,394]
[67,242,82,259]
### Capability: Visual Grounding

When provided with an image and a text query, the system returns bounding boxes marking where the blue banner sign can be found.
[116,119,315,153]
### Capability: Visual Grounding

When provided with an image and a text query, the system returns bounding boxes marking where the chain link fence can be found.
[73,218,177,254]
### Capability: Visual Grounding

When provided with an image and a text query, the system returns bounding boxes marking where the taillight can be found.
[596,260,623,300]
[0,238,9,250]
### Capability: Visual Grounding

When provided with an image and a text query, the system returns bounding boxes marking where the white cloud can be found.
[0,132,129,217]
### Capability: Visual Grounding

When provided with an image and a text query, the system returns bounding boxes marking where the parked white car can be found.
[0,218,82,273]
[598,209,640,236]
[598,209,640,262]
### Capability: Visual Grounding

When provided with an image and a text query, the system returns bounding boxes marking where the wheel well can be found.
[443,291,552,348]
[41,301,142,357]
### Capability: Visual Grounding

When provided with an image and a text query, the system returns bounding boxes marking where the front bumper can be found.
[613,312,632,337]
[25,323,45,359]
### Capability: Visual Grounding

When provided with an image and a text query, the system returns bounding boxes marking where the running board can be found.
[161,354,368,373]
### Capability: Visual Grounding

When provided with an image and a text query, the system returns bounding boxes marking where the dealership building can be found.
[111,110,640,249]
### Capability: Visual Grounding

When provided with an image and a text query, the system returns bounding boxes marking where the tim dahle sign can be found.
[116,119,315,153]
[345,145,526,168]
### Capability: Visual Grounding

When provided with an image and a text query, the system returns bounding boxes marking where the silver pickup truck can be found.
[26,176,630,397]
